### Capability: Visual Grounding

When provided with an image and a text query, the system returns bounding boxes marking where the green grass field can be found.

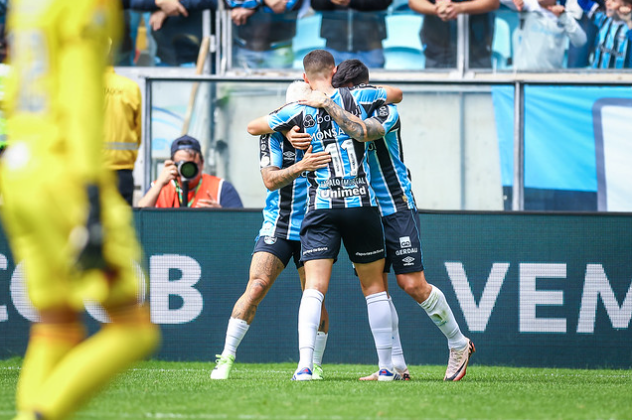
[0,359,630,420]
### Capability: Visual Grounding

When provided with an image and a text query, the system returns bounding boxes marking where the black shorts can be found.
[253,235,303,269]
[383,209,424,274]
[301,207,385,264]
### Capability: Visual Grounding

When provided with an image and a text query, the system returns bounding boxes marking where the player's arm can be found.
[262,145,331,190]
[379,85,403,104]
[247,115,275,135]
[298,91,385,142]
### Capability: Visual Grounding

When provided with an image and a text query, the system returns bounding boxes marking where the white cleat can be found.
[377,368,402,382]
[444,338,476,381]
[291,366,313,381]
[360,367,410,381]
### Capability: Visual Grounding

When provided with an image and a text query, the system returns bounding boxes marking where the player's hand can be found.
[156,0,188,16]
[331,0,351,6]
[157,160,178,187]
[149,10,169,31]
[299,146,332,172]
[285,126,311,150]
[231,8,256,25]
[298,90,329,108]
[512,0,524,11]
[195,191,222,208]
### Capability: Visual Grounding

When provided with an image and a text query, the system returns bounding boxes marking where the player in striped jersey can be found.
[211,82,332,381]
[248,50,404,381]
[296,59,475,381]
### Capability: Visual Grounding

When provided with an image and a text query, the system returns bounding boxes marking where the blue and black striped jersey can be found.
[367,104,416,217]
[258,132,307,241]
[592,13,631,69]
[266,86,387,211]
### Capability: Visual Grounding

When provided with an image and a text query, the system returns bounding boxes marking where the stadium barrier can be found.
[1,209,630,368]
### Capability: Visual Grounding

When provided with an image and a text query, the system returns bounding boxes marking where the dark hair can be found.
[303,50,335,78]
[332,59,370,88]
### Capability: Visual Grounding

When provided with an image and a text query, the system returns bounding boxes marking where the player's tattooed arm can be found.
[322,96,385,141]
[299,91,385,142]
[261,145,331,191]
[261,165,302,191]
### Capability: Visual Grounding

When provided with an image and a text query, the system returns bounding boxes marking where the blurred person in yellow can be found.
[0,1,161,419]
[103,65,142,206]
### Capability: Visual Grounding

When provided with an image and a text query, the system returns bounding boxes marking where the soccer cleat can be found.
[359,367,410,381]
[397,368,412,381]
[210,354,235,380]
[291,366,313,381]
[312,364,324,380]
[377,368,402,382]
[444,338,476,381]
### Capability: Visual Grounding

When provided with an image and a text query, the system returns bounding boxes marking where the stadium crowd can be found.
[109,0,632,70]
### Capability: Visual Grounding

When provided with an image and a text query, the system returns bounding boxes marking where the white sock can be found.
[297,289,324,370]
[221,317,250,358]
[389,297,407,372]
[366,291,393,371]
[419,285,468,350]
[313,332,328,366]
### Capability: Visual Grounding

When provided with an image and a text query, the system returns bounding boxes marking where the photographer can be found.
[138,135,243,208]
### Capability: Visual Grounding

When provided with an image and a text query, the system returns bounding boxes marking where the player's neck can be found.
[310,79,335,95]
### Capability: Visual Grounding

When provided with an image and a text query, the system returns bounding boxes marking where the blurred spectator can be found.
[138,135,244,208]
[409,0,500,69]
[566,0,600,67]
[226,0,303,69]
[103,67,142,206]
[119,0,197,66]
[512,0,587,70]
[580,0,631,67]
[311,0,392,68]
[148,0,217,67]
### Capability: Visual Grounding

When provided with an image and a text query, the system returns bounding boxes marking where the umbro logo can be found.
[304,115,316,128]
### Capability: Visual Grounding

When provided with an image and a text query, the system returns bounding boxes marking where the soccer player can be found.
[211,82,333,381]
[296,59,475,381]
[247,50,403,381]
[1,2,160,419]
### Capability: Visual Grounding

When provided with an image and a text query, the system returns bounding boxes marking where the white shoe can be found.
[360,367,410,381]
[444,339,475,381]
[377,368,402,382]
[210,354,235,380]
[291,366,313,381]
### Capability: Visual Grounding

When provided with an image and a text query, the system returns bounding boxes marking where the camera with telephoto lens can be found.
[175,160,199,180]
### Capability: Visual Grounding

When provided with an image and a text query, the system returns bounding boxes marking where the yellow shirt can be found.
[5,0,121,183]
[103,67,142,170]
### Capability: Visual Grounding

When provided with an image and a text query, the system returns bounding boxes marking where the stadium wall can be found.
[1,210,631,369]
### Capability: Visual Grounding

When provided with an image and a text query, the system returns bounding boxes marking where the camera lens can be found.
[176,161,199,180]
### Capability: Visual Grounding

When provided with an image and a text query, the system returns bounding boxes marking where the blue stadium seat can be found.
[292,14,326,70]
[383,14,425,70]
[492,17,511,70]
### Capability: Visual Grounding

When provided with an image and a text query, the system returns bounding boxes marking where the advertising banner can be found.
[1,210,630,368]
